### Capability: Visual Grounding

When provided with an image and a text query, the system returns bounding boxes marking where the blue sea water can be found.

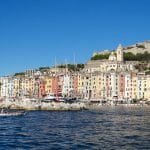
[0,106,149,150]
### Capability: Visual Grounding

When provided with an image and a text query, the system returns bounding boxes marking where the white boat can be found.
[0,109,25,117]
[44,94,57,100]
[43,94,64,102]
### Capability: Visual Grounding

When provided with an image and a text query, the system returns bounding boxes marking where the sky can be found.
[0,0,150,76]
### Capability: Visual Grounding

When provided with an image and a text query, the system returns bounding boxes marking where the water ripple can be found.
[0,106,149,149]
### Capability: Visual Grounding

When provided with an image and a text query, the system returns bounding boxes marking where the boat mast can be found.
[54,57,57,97]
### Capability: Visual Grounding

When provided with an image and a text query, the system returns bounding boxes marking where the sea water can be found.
[0,106,149,149]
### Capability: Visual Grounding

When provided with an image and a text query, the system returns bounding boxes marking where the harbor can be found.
[0,97,149,112]
[0,97,87,111]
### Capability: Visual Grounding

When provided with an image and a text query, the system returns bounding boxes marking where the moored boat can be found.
[0,109,25,117]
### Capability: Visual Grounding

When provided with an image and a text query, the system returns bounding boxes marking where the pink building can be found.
[39,80,45,98]
[118,73,125,99]
[34,78,45,98]
[73,75,78,96]
[52,75,64,97]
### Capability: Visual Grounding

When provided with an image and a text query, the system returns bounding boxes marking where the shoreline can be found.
[0,99,149,111]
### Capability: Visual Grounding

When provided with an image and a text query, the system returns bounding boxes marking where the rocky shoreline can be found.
[0,99,86,111]
[0,98,149,111]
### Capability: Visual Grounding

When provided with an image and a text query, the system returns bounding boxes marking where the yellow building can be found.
[24,77,35,97]
[44,75,53,95]
[17,77,35,97]
[77,73,86,98]
[131,72,138,99]
[90,73,103,100]
[13,77,21,97]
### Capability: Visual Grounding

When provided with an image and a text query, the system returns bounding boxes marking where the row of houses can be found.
[0,70,150,101]
[0,72,77,99]
[0,44,149,101]
[78,71,150,100]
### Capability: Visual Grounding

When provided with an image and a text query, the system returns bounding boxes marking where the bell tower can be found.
[116,44,123,62]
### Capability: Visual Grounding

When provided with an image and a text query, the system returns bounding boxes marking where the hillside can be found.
[92,40,150,56]
[123,41,150,54]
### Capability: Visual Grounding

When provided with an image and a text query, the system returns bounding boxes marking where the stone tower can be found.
[116,44,123,62]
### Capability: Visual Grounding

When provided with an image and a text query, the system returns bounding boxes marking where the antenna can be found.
[55,57,57,75]
[73,52,77,71]
[65,59,67,74]
[73,52,75,65]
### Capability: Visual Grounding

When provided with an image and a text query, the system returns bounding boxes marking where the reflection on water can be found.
[0,106,149,149]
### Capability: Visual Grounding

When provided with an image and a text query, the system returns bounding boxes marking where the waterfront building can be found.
[77,73,84,98]
[90,73,98,99]
[0,76,14,98]
[72,74,78,97]
[52,74,64,97]
[13,77,21,98]
[136,73,147,99]
[38,78,45,98]
[118,72,125,99]
[100,71,120,100]
[145,75,150,100]
[131,72,138,99]
[77,73,91,99]
[19,77,36,98]
[62,74,76,97]
[44,75,53,95]
[109,71,119,99]
[89,72,104,100]
[124,72,132,100]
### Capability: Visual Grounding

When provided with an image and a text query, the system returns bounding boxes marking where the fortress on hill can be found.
[85,44,137,73]
[93,40,150,56]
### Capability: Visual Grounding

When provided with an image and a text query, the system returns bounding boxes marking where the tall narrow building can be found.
[116,44,124,62]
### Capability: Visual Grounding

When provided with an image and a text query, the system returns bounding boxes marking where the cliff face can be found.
[123,41,150,54]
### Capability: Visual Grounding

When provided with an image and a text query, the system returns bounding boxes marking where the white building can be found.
[0,76,14,98]
[137,73,147,99]
[62,74,74,97]
[124,73,132,100]
[145,75,150,100]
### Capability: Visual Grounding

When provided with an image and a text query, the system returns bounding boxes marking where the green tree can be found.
[39,67,50,70]
[124,51,150,62]
[91,53,110,60]
[124,52,136,61]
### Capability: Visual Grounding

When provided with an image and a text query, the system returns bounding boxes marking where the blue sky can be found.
[0,0,150,76]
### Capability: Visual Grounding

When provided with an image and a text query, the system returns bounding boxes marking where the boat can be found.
[43,94,57,101]
[43,94,65,102]
[0,109,25,117]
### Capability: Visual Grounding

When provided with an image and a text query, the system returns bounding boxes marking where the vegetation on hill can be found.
[136,44,146,49]
[91,51,150,62]
[39,67,50,70]
[91,53,110,60]
[124,51,150,61]
[14,72,25,76]
[58,64,84,71]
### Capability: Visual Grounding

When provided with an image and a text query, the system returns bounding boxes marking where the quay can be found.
[0,98,87,111]
[0,98,149,111]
